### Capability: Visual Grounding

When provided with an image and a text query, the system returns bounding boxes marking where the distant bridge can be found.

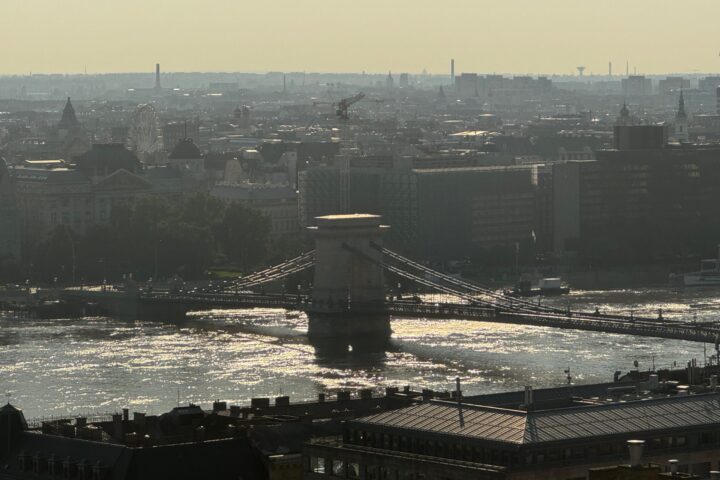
[61,214,720,344]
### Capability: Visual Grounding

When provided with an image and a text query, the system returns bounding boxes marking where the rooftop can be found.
[314,213,386,229]
[352,392,720,446]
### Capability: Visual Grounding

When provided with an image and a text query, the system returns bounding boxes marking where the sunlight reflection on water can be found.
[0,287,716,417]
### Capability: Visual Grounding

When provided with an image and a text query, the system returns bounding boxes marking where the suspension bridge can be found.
[62,214,720,344]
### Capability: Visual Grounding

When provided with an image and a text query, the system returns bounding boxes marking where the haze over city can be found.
[6,2,720,479]
[3,0,720,75]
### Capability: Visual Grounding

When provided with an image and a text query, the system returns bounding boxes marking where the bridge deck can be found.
[387,301,720,344]
[61,289,720,344]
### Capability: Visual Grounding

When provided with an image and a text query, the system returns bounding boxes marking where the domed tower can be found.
[168,138,204,177]
[616,102,632,126]
[674,90,689,143]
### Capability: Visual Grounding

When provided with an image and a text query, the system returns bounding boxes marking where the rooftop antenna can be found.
[576,66,586,77]
[5,392,10,405]
[455,377,464,427]
[177,387,180,408]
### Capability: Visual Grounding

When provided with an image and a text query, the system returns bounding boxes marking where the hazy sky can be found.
[3,0,719,75]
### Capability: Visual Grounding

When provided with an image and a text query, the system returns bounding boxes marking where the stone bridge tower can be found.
[308,214,390,340]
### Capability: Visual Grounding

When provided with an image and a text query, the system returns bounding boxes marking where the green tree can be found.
[217,204,271,271]
[31,225,78,283]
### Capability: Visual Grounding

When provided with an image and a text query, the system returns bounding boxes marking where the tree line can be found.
[8,193,302,284]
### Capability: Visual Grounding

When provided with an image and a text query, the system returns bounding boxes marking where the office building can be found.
[553,109,720,260]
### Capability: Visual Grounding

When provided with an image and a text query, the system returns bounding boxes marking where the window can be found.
[332,460,345,477]
[348,463,360,479]
[700,431,717,445]
[310,456,325,474]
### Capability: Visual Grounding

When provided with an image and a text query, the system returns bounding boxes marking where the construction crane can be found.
[335,92,365,120]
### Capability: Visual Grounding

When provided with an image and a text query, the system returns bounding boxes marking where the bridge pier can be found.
[307,214,391,340]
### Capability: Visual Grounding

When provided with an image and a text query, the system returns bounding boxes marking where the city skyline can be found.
[3,0,720,76]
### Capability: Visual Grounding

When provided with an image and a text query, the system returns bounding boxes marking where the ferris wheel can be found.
[128,104,161,156]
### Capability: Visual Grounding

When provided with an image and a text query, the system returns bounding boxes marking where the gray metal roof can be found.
[352,393,720,446]
[210,183,296,202]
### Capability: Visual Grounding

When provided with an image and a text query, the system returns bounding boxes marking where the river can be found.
[1,287,718,419]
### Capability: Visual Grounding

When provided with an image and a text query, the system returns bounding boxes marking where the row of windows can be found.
[344,430,703,468]
[309,456,455,480]
[346,430,515,466]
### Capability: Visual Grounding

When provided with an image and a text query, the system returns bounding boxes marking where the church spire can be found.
[674,90,689,142]
[58,97,79,128]
[676,90,687,120]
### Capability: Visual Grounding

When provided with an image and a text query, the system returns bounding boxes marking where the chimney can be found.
[524,386,533,407]
[669,459,678,475]
[155,64,161,90]
[627,439,644,467]
[648,374,659,391]
[455,377,462,403]
[112,414,123,439]
[450,59,455,87]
